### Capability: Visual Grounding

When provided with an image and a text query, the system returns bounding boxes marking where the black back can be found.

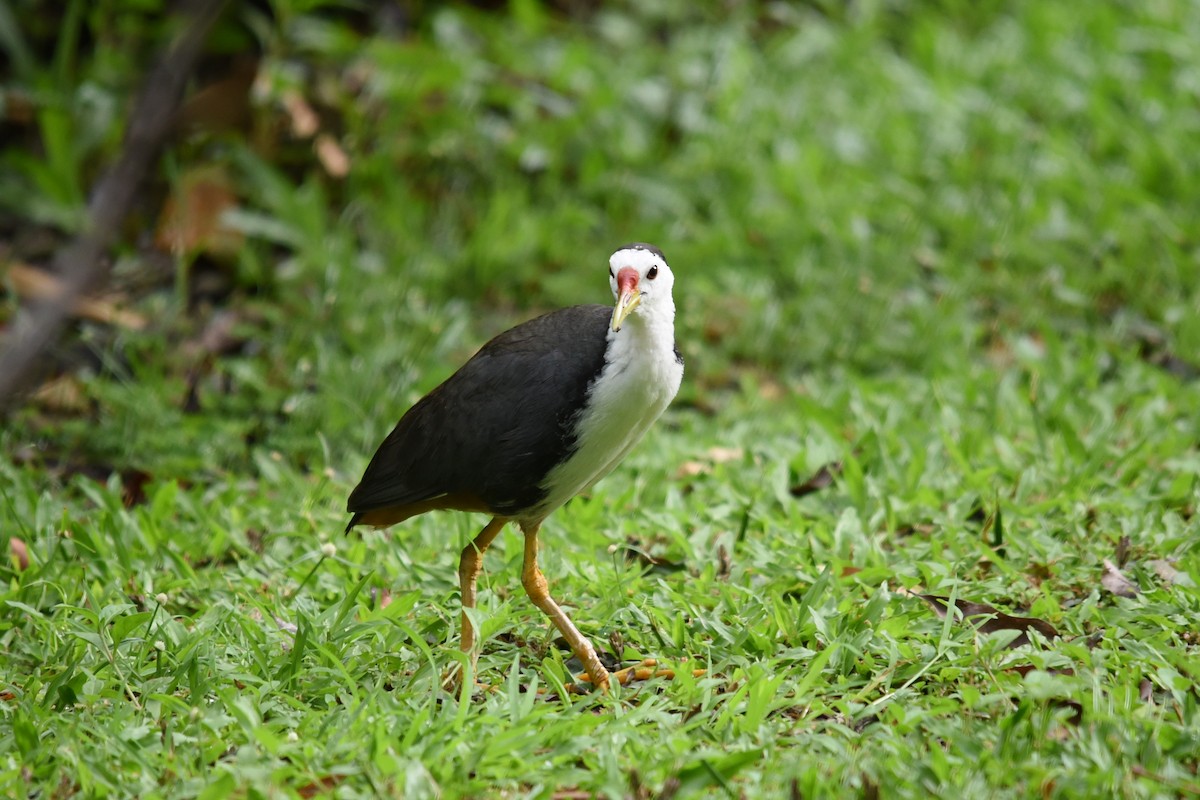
[347,304,612,517]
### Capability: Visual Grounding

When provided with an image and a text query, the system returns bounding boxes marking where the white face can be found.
[608,245,674,310]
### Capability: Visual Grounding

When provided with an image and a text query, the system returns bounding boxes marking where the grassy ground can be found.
[2,1,1199,797]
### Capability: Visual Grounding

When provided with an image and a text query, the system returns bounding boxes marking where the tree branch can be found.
[0,0,229,412]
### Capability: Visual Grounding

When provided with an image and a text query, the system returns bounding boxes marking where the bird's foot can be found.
[568,658,705,692]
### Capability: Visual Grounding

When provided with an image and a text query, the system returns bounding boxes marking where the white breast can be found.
[529,319,682,522]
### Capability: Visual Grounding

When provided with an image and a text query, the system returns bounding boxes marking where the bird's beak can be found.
[611,267,641,331]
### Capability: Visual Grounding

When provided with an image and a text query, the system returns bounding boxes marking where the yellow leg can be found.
[519,522,611,691]
[457,517,507,672]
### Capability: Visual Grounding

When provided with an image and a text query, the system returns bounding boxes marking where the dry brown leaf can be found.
[182,310,251,413]
[913,593,1059,647]
[175,58,257,134]
[9,537,29,571]
[297,776,345,798]
[316,133,350,178]
[674,460,709,479]
[706,446,744,464]
[3,88,34,124]
[757,376,786,401]
[675,446,742,480]
[182,310,246,360]
[32,374,90,414]
[5,262,146,329]
[790,461,843,497]
[1147,559,1184,585]
[893,522,936,537]
[1026,561,1054,588]
[622,537,686,574]
[1006,664,1075,678]
[119,468,153,509]
[1101,558,1140,598]
[155,166,242,258]
[282,90,320,138]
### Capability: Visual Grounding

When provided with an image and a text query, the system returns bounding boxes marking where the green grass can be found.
[2,0,1200,797]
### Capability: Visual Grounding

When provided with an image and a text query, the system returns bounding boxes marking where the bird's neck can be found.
[610,299,677,359]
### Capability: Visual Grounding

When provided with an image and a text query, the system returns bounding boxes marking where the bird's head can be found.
[608,243,674,332]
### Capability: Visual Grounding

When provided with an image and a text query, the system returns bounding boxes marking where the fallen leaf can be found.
[245,528,265,554]
[1101,559,1140,598]
[182,310,247,360]
[1133,325,1200,381]
[674,460,709,479]
[1139,677,1154,704]
[316,133,350,178]
[182,310,251,412]
[9,537,29,571]
[790,461,843,497]
[119,468,152,509]
[1025,561,1054,588]
[674,446,743,480]
[275,617,298,636]
[3,88,34,124]
[756,376,785,401]
[1006,664,1075,678]
[175,58,257,134]
[297,776,345,798]
[706,446,743,464]
[5,262,146,329]
[155,165,242,258]
[32,374,91,414]
[1147,559,1184,585]
[283,90,320,138]
[892,522,935,537]
[912,593,1059,647]
[622,538,686,574]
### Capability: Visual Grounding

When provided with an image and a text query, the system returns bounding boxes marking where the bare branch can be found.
[0,0,230,412]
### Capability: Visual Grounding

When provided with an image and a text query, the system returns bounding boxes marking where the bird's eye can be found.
[648,266,659,280]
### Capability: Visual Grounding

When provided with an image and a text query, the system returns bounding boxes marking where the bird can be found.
[345,243,683,691]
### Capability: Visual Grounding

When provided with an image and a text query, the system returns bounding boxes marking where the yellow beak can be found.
[611,290,642,332]
[611,267,642,332]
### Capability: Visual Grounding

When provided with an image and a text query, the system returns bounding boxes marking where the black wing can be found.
[346,304,611,517]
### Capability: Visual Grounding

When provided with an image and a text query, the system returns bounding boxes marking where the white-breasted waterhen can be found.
[346,243,683,690]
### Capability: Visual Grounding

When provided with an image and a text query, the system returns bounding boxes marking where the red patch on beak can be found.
[617,267,639,296]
